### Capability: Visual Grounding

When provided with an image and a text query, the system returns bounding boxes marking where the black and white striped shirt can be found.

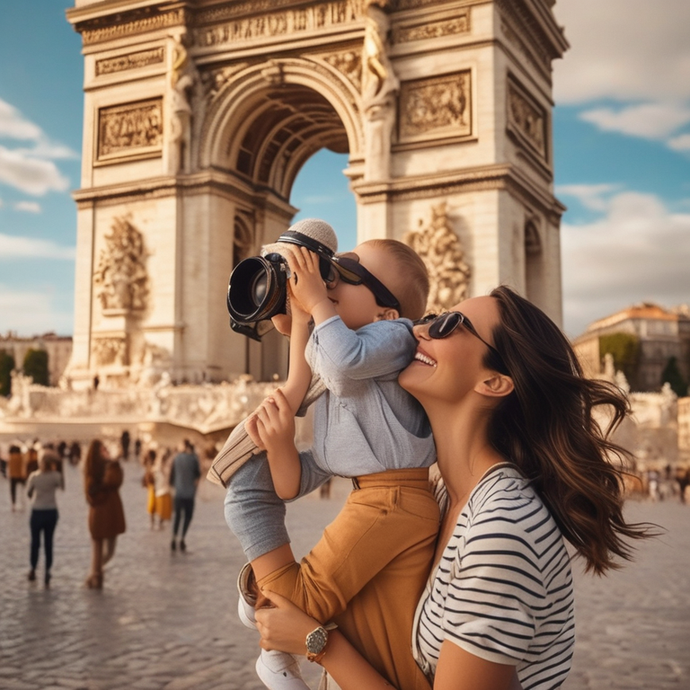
[414,464,575,689]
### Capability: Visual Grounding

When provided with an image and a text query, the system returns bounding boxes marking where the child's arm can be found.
[247,389,301,499]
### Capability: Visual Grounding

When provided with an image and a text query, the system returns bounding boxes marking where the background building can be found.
[573,303,690,394]
[0,333,73,387]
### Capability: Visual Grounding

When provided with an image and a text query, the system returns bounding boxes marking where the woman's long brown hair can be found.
[487,286,653,575]
[83,439,106,487]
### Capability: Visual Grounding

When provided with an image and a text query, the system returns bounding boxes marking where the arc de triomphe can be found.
[65,0,567,389]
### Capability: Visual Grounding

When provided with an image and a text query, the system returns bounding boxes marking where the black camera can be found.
[227,227,336,341]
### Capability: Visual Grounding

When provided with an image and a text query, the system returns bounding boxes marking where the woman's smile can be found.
[413,348,437,367]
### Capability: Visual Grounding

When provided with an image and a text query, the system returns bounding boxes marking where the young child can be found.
[224,229,439,690]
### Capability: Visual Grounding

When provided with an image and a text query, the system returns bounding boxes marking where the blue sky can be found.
[0,0,688,339]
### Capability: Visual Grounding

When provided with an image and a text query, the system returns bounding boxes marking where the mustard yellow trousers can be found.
[257,468,439,690]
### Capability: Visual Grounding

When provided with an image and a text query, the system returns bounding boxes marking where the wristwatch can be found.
[305,624,333,663]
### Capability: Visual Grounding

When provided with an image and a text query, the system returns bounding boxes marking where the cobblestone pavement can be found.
[1,461,689,689]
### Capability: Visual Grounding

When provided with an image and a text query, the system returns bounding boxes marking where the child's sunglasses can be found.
[415,311,508,373]
[326,253,400,311]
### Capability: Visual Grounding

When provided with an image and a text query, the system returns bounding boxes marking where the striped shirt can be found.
[413,464,574,689]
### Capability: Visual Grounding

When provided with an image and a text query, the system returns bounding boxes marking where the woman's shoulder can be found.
[463,465,555,535]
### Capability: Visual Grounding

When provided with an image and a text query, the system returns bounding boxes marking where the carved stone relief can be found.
[80,8,186,46]
[507,80,546,158]
[403,202,471,313]
[95,47,165,76]
[92,337,128,367]
[324,50,362,91]
[193,0,363,48]
[97,99,163,160]
[93,217,149,313]
[399,71,471,143]
[200,63,251,102]
[393,11,470,44]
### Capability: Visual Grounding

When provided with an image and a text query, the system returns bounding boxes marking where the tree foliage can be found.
[23,348,49,387]
[661,356,688,397]
[599,332,640,387]
[0,350,15,396]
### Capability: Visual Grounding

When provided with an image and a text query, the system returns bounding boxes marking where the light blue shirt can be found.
[298,316,435,494]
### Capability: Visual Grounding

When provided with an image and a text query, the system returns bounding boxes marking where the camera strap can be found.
[277,230,335,261]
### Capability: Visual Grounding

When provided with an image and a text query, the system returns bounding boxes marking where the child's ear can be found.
[474,374,514,398]
[375,308,399,321]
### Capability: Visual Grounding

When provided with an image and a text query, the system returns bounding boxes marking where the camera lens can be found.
[227,255,287,323]
[251,272,268,305]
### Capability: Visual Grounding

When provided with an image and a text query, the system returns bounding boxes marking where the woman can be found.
[83,439,126,589]
[26,450,64,586]
[255,287,651,690]
[8,443,26,511]
[142,449,157,529]
[153,449,173,531]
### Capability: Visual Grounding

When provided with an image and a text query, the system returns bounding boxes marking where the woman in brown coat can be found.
[83,439,126,588]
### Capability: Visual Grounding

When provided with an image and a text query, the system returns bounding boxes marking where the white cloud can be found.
[0,145,70,196]
[553,0,690,104]
[557,184,621,212]
[14,201,41,213]
[562,192,690,337]
[580,103,690,140]
[0,99,43,140]
[0,285,73,336]
[0,98,77,196]
[668,133,690,152]
[0,232,75,260]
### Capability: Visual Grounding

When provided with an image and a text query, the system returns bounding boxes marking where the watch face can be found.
[307,627,328,654]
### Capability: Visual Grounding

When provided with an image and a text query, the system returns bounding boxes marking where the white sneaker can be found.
[237,562,257,629]
[256,650,309,690]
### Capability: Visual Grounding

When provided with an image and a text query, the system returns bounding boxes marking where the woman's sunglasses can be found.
[415,311,508,372]
[326,253,400,311]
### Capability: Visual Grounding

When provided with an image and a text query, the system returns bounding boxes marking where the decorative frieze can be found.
[399,71,471,143]
[324,50,362,91]
[97,99,163,161]
[393,11,470,44]
[403,202,471,312]
[80,8,186,46]
[193,0,363,48]
[93,217,149,313]
[507,79,546,158]
[95,47,165,76]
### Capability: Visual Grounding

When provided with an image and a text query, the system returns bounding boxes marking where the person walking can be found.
[83,440,126,589]
[142,449,157,529]
[26,450,64,587]
[8,443,26,511]
[170,439,200,552]
[154,450,173,531]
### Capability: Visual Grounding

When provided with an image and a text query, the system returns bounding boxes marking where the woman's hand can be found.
[255,590,320,656]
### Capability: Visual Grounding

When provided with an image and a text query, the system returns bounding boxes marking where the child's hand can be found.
[286,246,330,315]
[249,389,296,458]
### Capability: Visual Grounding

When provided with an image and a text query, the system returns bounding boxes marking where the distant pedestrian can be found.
[120,430,131,461]
[170,439,200,552]
[134,438,142,462]
[154,450,173,531]
[69,441,82,467]
[83,440,126,589]
[26,450,64,587]
[8,443,26,511]
[26,442,39,476]
[142,449,157,529]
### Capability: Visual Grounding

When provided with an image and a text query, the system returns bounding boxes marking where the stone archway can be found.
[65,0,568,389]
